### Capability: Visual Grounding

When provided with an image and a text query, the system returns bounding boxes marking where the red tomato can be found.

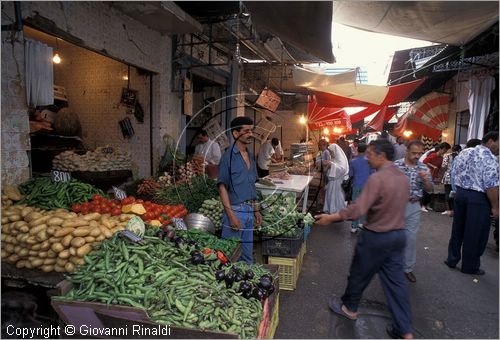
[81,206,90,214]
[72,204,82,213]
[136,199,144,203]
[111,207,121,216]
[82,202,91,209]
[101,206,111,214]
[92,194,102,201]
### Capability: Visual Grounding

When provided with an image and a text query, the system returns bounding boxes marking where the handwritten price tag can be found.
[113,186,127,200]
[51,170,71,182]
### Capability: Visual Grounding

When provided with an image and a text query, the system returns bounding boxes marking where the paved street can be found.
[275,211,499,339]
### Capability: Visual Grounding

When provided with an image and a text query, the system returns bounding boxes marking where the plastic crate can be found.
[268,243,306,291]
[261,229,304,257]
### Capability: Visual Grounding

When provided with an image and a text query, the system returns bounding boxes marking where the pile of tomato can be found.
[71,195,188,225]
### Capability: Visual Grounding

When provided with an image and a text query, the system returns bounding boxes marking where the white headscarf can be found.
[327,143,349,179]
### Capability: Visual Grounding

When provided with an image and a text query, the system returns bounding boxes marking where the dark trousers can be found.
[341,228,412,334]
[421,190,432,207]
[444,184,454,210]
[447,187,491,273]
[257,166,269,178]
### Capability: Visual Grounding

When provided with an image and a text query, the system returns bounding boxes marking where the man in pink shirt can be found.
[315,139,414,339]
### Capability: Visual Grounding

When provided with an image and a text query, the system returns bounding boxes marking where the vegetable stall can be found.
[1,172,283,338]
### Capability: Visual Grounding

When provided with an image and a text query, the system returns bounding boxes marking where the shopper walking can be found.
[394,141,433,283]
[315,139,414,339]
[421,142,451,211]
[315,139,332,211]
[445,131,499,275]
[394,136,407,161]
[323,144,349,214]
[217,117,262,264]
[347,143,374,233]
[440,144,462,216]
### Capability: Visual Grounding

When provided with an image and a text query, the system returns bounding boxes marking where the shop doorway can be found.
[23,26,155,179]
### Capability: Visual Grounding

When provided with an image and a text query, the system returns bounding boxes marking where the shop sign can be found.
[255,88,281,112]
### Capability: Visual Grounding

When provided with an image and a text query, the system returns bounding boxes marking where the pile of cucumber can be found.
[198,198,224,231]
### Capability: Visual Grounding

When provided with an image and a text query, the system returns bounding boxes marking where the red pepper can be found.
[202,248,214,255]
[216,250,229,264]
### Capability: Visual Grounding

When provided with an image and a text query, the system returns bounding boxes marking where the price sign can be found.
[113,186,127,200]
[172,217,188,231]
[119,230,144,244]
[51,170,71,182]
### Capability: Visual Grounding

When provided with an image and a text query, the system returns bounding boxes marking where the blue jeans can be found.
[222,203,254,264]
[342,228,412,335]
[351,187,366,229]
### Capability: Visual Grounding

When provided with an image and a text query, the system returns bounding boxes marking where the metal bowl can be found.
[183,213,216,234]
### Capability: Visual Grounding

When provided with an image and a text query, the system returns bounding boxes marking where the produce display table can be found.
[1,261,65,289]
[256,175,313,213]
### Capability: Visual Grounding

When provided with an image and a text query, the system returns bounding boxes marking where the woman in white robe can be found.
[323,143,349,214]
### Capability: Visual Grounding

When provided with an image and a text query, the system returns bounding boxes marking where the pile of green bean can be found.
[18,177,104,210]
[56,234,263,338]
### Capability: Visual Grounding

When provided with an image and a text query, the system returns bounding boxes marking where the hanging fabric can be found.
[467,74,496,140]
[24,39,54,107]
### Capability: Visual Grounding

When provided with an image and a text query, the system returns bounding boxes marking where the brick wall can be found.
[1,1,183,185]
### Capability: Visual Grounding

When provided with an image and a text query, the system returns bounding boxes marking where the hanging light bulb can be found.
[52,53,61,64]
[52,37,61,64]
[323,127,329,135]
[299,115,307,125]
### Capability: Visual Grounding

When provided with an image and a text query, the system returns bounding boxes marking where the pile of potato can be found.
[1,204,133,273]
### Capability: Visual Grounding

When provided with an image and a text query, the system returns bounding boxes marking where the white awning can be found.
[334,1,498,46]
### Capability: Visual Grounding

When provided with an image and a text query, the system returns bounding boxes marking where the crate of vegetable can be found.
[52,230,279,339]
[261,228,304,258]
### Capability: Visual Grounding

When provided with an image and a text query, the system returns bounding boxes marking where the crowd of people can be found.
[315,131,499,339]
[194,117,498,338]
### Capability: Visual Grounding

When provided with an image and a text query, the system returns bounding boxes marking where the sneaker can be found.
[350,226,358,233]
[426,206,433,211]
[441,211,448,215]
[421,207,429,212]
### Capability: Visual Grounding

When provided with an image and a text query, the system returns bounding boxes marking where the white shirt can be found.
[257,141,276,170]
[274,142,284,159]
[195,139,221,165]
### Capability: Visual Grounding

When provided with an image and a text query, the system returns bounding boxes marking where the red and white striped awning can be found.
[395,91,450,139]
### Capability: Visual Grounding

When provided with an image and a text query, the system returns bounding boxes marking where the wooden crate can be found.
[265,293,280,339]
[51,265,280,339]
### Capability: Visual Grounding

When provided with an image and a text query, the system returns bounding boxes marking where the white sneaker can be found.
[441,211,448,215]
[421,207,429,212]
[426,206,433,211]
[350,226,358,233]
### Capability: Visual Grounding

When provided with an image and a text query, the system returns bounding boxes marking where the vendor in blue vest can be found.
[218,116,262,263]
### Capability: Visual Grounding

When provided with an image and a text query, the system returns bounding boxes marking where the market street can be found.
[276,211,499,339]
